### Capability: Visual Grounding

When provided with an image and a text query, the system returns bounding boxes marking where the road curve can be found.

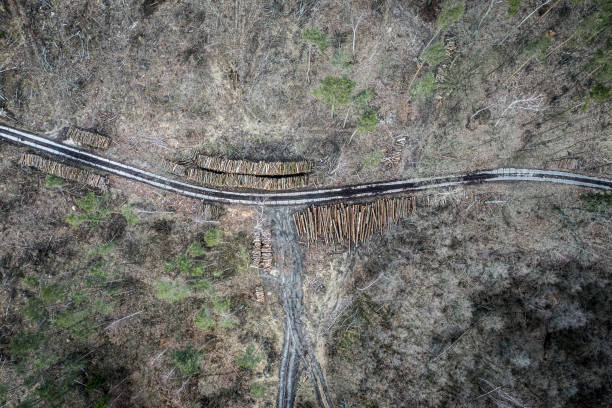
[1,123,610,206]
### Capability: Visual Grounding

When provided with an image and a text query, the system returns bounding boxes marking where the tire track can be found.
[273,209,334,408]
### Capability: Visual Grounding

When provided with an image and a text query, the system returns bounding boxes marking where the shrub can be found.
[302,28,328,52]
[171,345,202,377]
[212,298,231,315]
[204,228,222,247]
[589,83,611,103]
[190,279,212,292]
[23,275,39,288]
[191,264,205,277]
[0,382,7,403]
[92,298,114,315]
[54,310,89,328]
[353,89,373,107]
[155,280,190,303]
[120,204,139,225]
[331,49,352,68]
[86,261,113,286]
[420,42,446,67]
[23,298,47,322]
[66,192,111,229]
[44,174,64,188]
[312,76,356,114]
[40,283,65,303]
[410,72,438,98]
[194,306,216,330]
[250,382,265,398]
[89,242,116,257]
[187,241,206,257]
[580,192,612,211]
[176,252,194,275]
[9,332,42,356]
[587,44,611,83]
[356,111,378,135]
[527,34,552,62]
[92,395,110,408]
[437,0,465,30]
[236,345,264,370]
[219,315,239,329]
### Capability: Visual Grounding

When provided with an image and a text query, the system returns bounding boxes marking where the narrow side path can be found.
[273,209,334,408]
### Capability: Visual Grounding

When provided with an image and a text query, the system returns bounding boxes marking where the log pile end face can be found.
[293,197,416,245]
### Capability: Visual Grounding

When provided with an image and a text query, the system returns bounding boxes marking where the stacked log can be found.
[293,197,416,245]
[185,167,308,190]
[66,126,111,150]
[251,229,273,271]
[384,137,406,168]
[196,155,312,176]
[254,286,265,303]
[20,153,107,190]
[251,232,262,268]
[260,229,273,271]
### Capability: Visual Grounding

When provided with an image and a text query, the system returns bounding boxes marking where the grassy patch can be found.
[438,0,465,30]
[362,150,385,172]
[235,344,264,371]
[204,228,222,247]
[508,0,520,17]
[120,204,139,225]
[250,382,265,398]
[44,174,64,188]
[155,280,190,303]
[410,72,438,98]
[66,192,112,229]
[420,42,446,67]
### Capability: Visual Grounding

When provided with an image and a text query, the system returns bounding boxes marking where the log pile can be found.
[20,153,107,190]
[254,286,265,303]
[293,197,416,245]
[66,126,111,150]
[384,137,406,168]
[251,229,273,271]
[186,167,308,190]
[196,155,312,176]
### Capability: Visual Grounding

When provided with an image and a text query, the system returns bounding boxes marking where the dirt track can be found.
[272,209,334,408]
[1,124,610,208]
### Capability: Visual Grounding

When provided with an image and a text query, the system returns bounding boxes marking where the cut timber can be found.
[196,155,312,176]
[20,153,107,190]
[186,167,308,190]
[294,197,415,245]
[65,126,111,150]
[255,286,265,303]
[251,228,273,272]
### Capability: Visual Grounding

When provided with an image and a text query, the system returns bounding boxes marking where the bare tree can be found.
[348,13,365,57]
